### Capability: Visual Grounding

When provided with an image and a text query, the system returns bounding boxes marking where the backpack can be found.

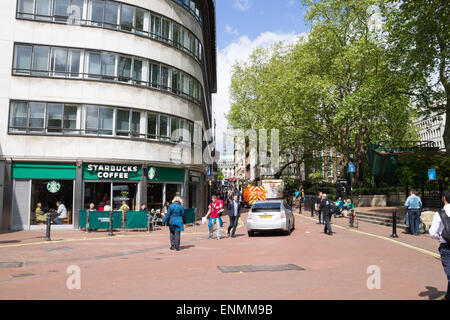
[437,209,450,243]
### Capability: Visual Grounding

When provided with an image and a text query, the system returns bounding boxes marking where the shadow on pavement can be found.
[0,240,21,244]
[180,245,195,250]
[418,286,446,300]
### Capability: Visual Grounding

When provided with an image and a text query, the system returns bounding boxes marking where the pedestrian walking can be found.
[405,190,423,235]
[227,195,241,238]
[429,190,450,300]
[205,195,224,240]
[162,196,185,251]
[315,192,323,224]
[320,193,333,236]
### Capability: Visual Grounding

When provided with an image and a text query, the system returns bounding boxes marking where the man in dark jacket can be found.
[227,195,241,238]
[320,193,333,236]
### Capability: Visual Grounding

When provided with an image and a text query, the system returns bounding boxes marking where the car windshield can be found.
[252,203,281,212]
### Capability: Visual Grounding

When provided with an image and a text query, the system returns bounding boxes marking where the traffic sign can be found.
[428,169,437,181]
[349,162,356,173]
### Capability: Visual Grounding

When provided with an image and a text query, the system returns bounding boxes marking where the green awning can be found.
[12,162,76,180]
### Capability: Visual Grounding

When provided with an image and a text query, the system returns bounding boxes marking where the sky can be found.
[212,0,309,155]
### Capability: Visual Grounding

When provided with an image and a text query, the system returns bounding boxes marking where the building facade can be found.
[0,0,217,230]
[217,153,234,180]
[415,113,446,152]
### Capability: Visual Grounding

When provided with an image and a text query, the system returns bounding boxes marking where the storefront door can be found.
[147,183,163,210]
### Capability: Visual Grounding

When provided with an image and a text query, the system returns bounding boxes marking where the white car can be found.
[246,200,295,236]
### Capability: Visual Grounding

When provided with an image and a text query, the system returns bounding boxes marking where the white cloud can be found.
[233,0,252,11]
[212,31,304,154]
[225,24,239,36]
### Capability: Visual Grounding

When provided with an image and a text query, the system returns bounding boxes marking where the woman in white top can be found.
[429,190,450,300]
[103,201,112,211]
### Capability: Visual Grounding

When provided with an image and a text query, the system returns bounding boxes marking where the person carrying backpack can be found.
[429,190,450,300]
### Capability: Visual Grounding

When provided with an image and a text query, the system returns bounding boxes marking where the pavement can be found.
[0,208,447,300]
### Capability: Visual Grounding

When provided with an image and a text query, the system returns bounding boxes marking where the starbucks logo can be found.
[148,167,156,180]
[47,181,61,194]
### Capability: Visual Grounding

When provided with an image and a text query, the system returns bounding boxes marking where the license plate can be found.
[260,215,272,219]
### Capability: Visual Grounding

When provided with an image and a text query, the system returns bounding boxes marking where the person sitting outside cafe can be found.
[88,203,96,211]
[35,202,47,223]
[103,201,112,212]
[119,201,130,212]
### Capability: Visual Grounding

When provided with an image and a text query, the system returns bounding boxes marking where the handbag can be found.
[418,221,426,234]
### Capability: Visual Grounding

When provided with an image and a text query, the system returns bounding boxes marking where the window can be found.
[99,107,114,135]
[135,8,147,35]
[160,115,170,141]
[14,45,32,75]
[182,74,190,96]
[161,66,170,91]
[18,0,34,18]
[68,49,81,77]
[173,24,181,48]
[150,63,160,88]
[101,52,116,80]
[171,117,180,142]
[51,47,68,76]
[9,102,28,132]
[147,113,158,139]
[32,46,50,76]
[104,1,119,29]
[85,106,98,134]
[69,0,84,24]
[63,105,78,133]
[116,109,130,136]
[47,103,64,133]
[86,51,101,78]
[120,4,134,32]
[89,0,104,25]
[29,102,46,132]
[162,19,171,42]
[172,70,180,94]
[133,58,143,85]
[54,0,70,22]
[151,14,161,39]
[36,0,53,20]
[118,56,132,83]
[131,111,140,137]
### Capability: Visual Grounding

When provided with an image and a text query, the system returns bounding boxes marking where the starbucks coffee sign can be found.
[83,164,142,181]
[47,181,61,193]
[148,166,156,180]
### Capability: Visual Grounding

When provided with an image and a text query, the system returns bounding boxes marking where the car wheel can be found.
[248,231,254,237]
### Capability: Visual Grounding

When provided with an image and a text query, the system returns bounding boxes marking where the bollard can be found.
[108,211,114,236]
[391,210,398,238]
[45,213,51,241]
[350,210,354,228]
[147,213,151,233]
[85,211,90,234]
[311,201,314,217]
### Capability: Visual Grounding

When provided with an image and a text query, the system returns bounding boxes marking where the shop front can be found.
[188,170,202,209]
[11,162,77,230]
[147,166,184,210]
[82,163,142,211]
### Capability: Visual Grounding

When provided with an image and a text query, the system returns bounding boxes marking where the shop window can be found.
[147,183,163,210]
[84,182,111,210]
[166,184,181,204]
[31,179,73,225]
[113,183,137,210]
[13,45,32,75]
[120,4,134,32]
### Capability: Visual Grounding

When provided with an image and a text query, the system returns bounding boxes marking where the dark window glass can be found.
[162,19,171,42]
[54,0,70,21]
[120,4,134,32]
[29,102,46,132]
[135,8,146,34]
[160,115,170,140]
[51,48,68,76]
[133,59,142,84]
[87,51,101,78]
[104,1,119,28]
[151,14,161,39]
[63,105,78,132]
[161,67,169,90]
[85,106,98,134]
[131,111,140,137]
[47,103,64,133]
[150,64,160,88]
[147,113,157,139]
[101,53,116,80]
[116,109,130,136]
[9,102,28,132]
[99,107,113,135]
[14,45,32,75]
[68,49,81,77]
[118,56,132,82]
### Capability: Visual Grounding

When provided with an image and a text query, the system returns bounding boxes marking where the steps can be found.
[352,211,408,230]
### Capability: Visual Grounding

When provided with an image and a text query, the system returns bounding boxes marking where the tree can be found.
[382,0,449,154]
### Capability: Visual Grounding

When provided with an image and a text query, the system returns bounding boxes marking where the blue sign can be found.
[349,162,356,173]
[428,169,436,181]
